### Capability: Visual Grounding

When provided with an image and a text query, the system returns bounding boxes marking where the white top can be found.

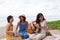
[40,20,47,34]
[32,20,48,34]
[40,20,47,28]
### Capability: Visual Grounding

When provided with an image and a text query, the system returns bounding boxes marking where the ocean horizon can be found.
[0,0,60,27]
[0,16,60,27]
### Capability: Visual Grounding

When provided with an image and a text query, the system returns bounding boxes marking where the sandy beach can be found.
[0,27,60,40]
[0,27,6,39]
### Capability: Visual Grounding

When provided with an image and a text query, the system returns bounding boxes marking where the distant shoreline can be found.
[0,20,60,27]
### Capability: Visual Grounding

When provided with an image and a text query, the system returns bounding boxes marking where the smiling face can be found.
[39,15,44,21]
[20,17,24,21]
[36,13,45,24]
[19,15,26,22]
[9,17,14,23]
[7,15,14,23]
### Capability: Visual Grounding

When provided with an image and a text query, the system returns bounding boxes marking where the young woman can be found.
[6,15,22,40]
[6,15,14,40]
[15,15,29,39]
[29,13,49,40]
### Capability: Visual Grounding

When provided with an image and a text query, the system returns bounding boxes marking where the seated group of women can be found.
[6,13,51,40]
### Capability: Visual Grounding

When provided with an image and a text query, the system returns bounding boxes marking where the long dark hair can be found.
[36,13,45,24]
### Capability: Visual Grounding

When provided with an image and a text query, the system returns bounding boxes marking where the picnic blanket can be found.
[1,30,60,40]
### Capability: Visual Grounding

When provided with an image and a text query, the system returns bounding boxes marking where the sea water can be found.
[0,16,60,27]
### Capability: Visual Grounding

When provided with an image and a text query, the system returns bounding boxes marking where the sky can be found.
[0,0,60,26]
[0,0,60,20]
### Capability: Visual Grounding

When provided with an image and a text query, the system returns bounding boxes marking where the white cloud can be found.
[0,0,60,17]
[0,0,60,26]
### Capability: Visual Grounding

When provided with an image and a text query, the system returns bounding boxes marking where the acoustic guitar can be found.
[27,29,33,34]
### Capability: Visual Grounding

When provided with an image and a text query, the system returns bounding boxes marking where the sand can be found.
[0,27,6,39]
[0,27,60,40]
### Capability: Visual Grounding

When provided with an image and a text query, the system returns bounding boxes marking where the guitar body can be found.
[27,22,41,34]
[27,29,33,34]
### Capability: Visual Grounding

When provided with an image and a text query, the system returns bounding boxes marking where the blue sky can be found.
[0,0,60,18]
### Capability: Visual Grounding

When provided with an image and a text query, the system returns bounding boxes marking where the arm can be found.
[30,23,35,30]
[26,22,33,32]
[31,21,39,33]
[44,21,52,36]
[35,28,39,33]
[34,24,40,33]
[6,24,13,34]
[14,22,19,36]
[44,21,48,31]
[28,23,32,30]
[31,21,36,30]
[15,22,19,33]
